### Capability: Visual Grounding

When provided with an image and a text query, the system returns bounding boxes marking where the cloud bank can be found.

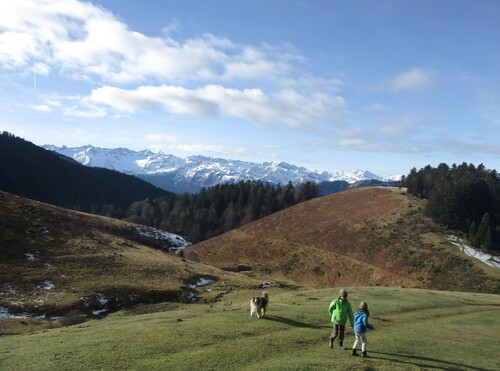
[0,0,344,127]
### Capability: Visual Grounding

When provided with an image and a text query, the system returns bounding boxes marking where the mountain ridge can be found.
[0,133,168,213]
[185,187,500,293]
[44,144,401,193]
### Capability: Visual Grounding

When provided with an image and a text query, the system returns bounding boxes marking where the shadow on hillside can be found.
[263,315,329,329]
[369,350,495,371]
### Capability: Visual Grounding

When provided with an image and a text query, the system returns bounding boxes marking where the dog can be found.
[250,292,269,318]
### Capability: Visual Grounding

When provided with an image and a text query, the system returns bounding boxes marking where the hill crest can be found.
[0,190,259,323]
[185,187,500,292]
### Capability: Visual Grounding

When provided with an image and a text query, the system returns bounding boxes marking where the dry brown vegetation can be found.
[0,190,260,334]
[185,187,500,292]
[2,187,499,336]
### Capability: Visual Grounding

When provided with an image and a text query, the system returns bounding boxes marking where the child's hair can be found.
[359,301,370,315]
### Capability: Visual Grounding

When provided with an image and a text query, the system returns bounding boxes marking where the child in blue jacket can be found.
[351,301,374,358]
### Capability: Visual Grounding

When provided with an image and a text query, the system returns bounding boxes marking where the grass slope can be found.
[0,191,261,334]
[1,287,499,370]
[185,187,500,293]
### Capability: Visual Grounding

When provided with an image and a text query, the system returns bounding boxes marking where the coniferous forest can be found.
[405,163,500,252]
[4,132,500,251]
[124,181,317,243]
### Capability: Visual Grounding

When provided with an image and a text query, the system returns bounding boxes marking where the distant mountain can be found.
[0,133,168,213]
[43,144,402,193]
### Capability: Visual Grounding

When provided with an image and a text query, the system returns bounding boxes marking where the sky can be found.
[1,0,499,176]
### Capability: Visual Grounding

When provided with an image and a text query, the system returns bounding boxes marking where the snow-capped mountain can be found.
[43,145,401,193]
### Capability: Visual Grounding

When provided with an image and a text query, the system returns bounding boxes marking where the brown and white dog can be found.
[250,292,269,318]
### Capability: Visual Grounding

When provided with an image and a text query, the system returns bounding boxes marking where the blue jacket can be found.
[353,309,373,333]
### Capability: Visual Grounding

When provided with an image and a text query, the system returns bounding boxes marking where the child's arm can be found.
[364,315,374,330]
[328,300,336,315]
[348,302,354,327]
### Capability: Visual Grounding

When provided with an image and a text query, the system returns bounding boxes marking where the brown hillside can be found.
[185,187,500,292]
[0,191,259,325]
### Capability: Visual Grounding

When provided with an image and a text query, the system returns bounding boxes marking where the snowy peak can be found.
[43,145,400,193]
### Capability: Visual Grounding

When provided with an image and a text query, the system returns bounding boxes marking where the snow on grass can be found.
[25,253,37,261]
[38,280,55,290]
[188,277,216,289]
[0,306,46,319]
[136,227,191,251]
[448,235,500,268]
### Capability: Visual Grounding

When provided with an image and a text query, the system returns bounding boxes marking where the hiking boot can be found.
[351,349,358,356]
[338,341,344,350]
[328,337,334,349]
[362,351,368,358]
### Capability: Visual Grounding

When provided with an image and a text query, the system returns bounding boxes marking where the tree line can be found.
[124,180,317,243]
[0,132,167,213]
[405,163,500,252]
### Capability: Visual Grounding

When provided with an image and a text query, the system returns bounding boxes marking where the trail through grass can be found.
[1,287,499,370]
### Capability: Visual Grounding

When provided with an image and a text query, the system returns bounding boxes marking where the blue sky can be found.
[1,0,499,176]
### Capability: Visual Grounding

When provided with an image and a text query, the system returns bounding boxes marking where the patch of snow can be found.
[136,227,191,251]
[448,235,500,268]
[0,306,43,319]
[38,280,55,290]
[0,306,10,318]
[260,282,274,288]
[188,277,216,289]
[25,253,37,261]
[92,308,108,316]
[96,293,108,306]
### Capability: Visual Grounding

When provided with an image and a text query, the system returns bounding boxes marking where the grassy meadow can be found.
[1,286,499,370]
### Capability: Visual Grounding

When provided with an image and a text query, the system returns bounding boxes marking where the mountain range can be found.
[43,145,402,193]
[0,133,168,213]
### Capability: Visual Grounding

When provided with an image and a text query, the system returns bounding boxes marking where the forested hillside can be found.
[0,132,318,243]
[0,132,168,214]
[405,163,500,252]
[125,180,317,242]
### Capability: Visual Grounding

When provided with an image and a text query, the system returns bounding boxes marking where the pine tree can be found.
[474,213,491,247]
[468,221,477,242]
[484,226,493,250]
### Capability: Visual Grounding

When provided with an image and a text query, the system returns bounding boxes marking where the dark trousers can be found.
[330,324,345,343]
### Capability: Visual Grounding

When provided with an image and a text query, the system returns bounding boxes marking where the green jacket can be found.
[328,297,354,327]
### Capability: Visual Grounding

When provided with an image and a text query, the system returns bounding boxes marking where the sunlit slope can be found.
[0,191,259,318]
[185,187,500,292]
[1,287,499,370]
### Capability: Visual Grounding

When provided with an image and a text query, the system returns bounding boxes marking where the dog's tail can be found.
[262,292,268,299]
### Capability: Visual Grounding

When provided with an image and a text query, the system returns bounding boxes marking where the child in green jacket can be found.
[328,288,354,350]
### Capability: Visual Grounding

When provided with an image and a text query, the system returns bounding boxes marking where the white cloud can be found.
[388,68,434,92]
[0,1,307,85]
[144,134,178,143]
[0,0,348,130]
[336,138,421,153]
[84,84,345,127]
[30,104,51,112]
[176,143,276,160]
[63,104,106,118]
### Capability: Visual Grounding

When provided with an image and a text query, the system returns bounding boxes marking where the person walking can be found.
[328,288,354,350]
[351,301,374,358]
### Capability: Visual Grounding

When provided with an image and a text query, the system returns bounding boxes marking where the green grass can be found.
[1,287,499,370]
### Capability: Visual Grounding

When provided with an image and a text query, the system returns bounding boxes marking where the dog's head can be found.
[262,292,268,299]
[251,297,262,305]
